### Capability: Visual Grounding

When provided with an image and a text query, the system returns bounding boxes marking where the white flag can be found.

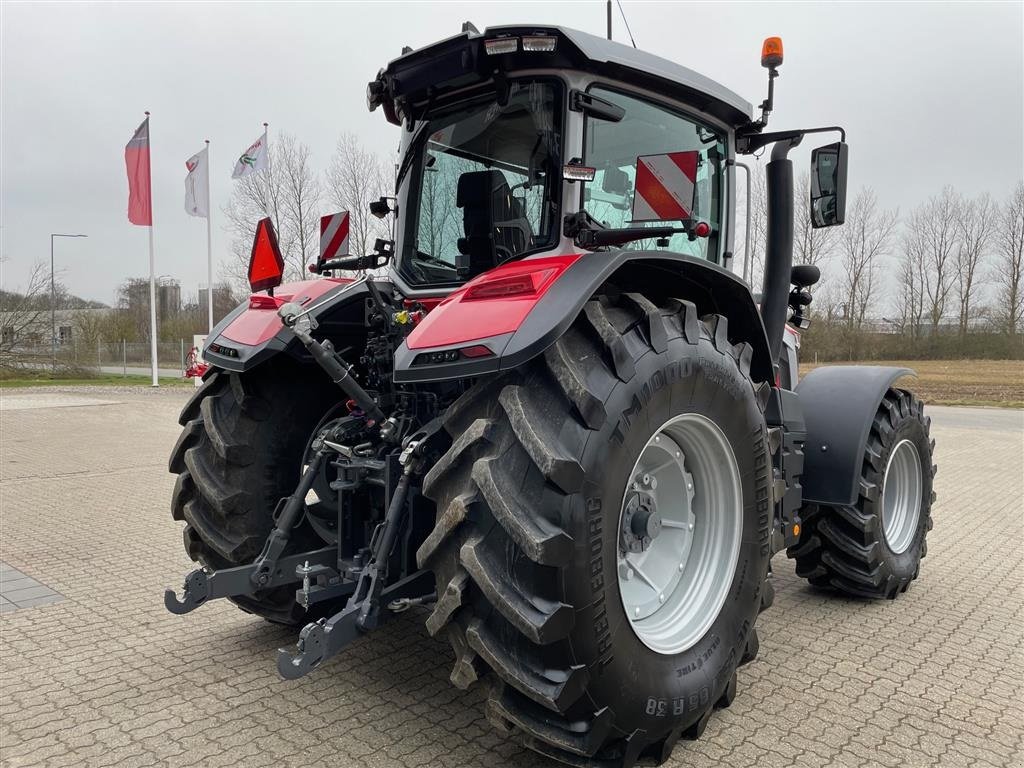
[184,146,209,218]
[232,129,269,179]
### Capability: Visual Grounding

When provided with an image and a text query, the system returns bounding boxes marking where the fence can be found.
[2,339,200,377]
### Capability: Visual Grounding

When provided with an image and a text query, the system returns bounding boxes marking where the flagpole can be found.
[205,139,213,332]
[146,111,159,388]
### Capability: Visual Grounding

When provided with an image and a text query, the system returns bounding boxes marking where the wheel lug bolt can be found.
[678,562,685,571]
[659,593,665,603]
[634,607,640,617]
[688,522,694,531]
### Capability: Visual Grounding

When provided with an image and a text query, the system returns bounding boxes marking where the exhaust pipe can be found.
[761,137,801,366]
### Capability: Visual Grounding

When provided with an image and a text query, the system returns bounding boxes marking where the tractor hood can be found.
[367,24,753,128]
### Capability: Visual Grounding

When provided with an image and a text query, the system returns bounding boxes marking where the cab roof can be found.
[376,24,753,128]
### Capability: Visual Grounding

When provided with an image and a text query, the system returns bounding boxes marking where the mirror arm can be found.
[737,125,846,156]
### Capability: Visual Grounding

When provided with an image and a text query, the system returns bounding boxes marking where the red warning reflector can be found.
[460,344,494,359]
[248,217,285,293]
[631,151,698,223]
[319,210,350,265]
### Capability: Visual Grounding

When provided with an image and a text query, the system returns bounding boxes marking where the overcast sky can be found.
[2,1,1022,304]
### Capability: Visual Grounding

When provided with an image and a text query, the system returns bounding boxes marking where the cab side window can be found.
[583,87,726,262]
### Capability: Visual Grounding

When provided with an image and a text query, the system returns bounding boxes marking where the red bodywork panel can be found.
[406,255,580,350]
[220,278,352,346]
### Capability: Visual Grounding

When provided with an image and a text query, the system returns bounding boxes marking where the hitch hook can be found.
[163,569,210,615]
[277,620,329,680]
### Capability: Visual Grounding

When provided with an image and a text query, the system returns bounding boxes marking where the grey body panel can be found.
[798,365,913,506]
[551,26,753,120]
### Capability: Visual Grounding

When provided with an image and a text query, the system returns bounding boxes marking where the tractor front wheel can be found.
[787,389,936,598]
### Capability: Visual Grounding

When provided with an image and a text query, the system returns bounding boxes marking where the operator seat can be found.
[456,169,532,278]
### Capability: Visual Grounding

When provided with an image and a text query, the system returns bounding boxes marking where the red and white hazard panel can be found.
[631,151,699,222]
[319,211,350,262]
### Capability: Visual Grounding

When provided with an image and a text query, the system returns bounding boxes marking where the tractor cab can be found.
[368,25,754,296]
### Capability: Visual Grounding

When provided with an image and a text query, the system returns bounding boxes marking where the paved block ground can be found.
[0,386,1021,767]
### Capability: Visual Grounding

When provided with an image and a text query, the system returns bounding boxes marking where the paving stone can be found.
[0,391,1020,768]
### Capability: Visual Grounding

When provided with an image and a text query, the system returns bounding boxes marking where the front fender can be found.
[798,365,914,506]
[393,250,773,384]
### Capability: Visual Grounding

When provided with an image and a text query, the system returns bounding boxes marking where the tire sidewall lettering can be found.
[569,335,769,734]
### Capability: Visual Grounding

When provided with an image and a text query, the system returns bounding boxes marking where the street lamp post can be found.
[50,233,87,373]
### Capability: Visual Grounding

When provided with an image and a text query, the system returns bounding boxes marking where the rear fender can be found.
[798,365,914,506]
[203,277,367,372]
[393,251,774,384]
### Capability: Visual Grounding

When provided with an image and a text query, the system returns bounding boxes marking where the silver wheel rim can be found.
[882,439,923,554]
[617,413,742,655]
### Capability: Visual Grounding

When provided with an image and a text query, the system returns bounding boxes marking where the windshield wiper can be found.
[563,211,699,250]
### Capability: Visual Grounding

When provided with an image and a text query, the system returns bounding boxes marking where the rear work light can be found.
[563,164,596,182]
[521,35,557,52]
[484,37,518,55]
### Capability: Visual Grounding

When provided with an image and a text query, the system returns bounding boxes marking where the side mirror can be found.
[369,197,393,219]
[810,141,848,228]
[602,166,629,195]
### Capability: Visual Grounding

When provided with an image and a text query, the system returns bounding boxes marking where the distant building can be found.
[0,307,110,348]
[158,282,181,317]
[123,277,181,317]
[197,286,234,315]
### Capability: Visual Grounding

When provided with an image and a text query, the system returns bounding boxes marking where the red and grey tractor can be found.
[166,25,935,767]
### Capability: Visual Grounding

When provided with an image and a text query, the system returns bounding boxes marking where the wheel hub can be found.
[621,491,662,552]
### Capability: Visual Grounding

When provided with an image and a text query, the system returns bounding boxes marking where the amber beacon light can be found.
[761,36,784,68]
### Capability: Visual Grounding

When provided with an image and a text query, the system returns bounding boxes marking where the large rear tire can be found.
[168,360,340,624]
[787,388,935,598]
[419,294,773,767]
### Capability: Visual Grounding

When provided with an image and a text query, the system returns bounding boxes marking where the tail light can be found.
[463,269,557,301]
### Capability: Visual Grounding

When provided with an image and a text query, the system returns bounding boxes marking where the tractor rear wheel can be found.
[787,389,935,598]
[168,360,340,624]
[419,294,773,767]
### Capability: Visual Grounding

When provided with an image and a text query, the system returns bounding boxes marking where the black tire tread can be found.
[169,364,337,624]
[422,295,770,766]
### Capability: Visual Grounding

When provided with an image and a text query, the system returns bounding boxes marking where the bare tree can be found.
[897,228,927,339]
[280,138,322,277]
[326,133,391,268]
[795,171,836,271]
[838,189,899,329]
[954,192,993,337]
[992,182,1024,335]
[907,186,959,333]
[735,160,767,286]
[0,261,52,366]
[223,132,321,288]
